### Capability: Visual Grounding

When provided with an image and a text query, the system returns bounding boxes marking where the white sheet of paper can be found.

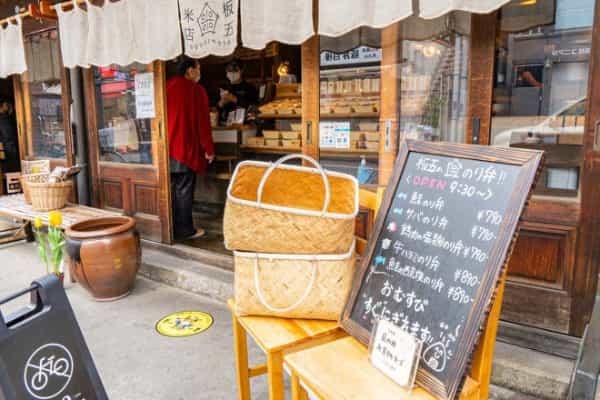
[370,319,422,389]
[135,72,156,119]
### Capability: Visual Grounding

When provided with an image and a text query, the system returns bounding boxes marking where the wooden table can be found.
[285,336,480,400]
[0,194,121,236]
[228,299,344,400]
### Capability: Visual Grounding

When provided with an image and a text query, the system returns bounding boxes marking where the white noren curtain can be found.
[56,0,89,68]
[319,0,413,37]
[419,0,512,19]
[242,0,314,50]
[0,18,27,78]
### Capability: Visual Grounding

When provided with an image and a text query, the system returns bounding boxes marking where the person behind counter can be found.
[217,59,258,124]
[167,57,215,241]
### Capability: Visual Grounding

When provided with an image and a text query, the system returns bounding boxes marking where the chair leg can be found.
[291,372,309,400]
[267,351,285,400]
[232,313,251,400]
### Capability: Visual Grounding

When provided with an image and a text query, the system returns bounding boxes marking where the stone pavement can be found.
[0,241,268,400]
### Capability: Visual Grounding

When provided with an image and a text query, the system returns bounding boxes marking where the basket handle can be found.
[256,154,331,216]
[253,257,318,314]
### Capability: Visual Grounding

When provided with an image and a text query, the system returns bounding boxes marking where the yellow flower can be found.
[48,211,62,228]
[34,216,43,229]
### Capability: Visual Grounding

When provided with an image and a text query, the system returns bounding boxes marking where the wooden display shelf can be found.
[258,113,302,120]
[240,145,301,155]
[321,112,379,119]
[320,148,379,161]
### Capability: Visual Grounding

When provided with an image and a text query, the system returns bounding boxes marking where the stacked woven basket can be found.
[20,160,73,212]
[224,154,359,321]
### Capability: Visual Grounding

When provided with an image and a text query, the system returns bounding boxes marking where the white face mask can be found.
[195,74,201,83]
[227,71,241,83]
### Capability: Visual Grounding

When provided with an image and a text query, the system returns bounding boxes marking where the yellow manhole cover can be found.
[155,311,214,337]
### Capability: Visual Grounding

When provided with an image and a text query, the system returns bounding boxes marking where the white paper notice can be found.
[320,121,351,149]
[370,319,422,390]
[135,73,155,119]
[179,0,239,58]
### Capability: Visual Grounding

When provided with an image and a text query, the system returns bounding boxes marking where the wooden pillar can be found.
[571,0,600,335]
[301,35,320,162]
[378,23,401,186]
[153,61,173,244]
[12,75,26,162]
[466,12,498,145]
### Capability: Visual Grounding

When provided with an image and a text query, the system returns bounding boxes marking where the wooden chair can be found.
[228,188,384,400]
[285,264,508,400]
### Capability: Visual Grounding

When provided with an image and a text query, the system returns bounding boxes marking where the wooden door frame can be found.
[83,62,172,244]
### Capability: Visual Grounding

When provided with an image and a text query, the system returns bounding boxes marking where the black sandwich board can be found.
[0,274,108,400]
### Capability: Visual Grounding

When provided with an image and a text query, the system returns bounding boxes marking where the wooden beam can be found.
[571,0,600,336]
[301,35,320,162]
[378,22,401,185]
[466,12,498,145]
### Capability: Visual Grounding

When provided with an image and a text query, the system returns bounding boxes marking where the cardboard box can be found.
[5,173,21,194]
[281,131,301,140]
[282,139,302,148]
[262,130,281,139]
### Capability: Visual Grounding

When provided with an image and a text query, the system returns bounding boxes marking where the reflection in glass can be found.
[94,64,153,164]
[30,82,65,158]
[491,0,594,197]
[400,34,470,143]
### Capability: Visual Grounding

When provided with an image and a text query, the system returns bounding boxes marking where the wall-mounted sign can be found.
[320,46,382,67]
[342,140,542,400]
[135,72,156,119]
[320,121,350,149]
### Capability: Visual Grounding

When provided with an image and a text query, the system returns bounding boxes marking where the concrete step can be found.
[142,240,233,271]
[140,247,233,303]
[491,341,574,400]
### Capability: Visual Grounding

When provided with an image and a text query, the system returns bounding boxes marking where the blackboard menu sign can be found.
[0,275,108,400]
[342,140,543,400]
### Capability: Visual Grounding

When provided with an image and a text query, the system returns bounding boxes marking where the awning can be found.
[8,0,512,73]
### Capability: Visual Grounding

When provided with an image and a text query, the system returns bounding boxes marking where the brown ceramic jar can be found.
[66,217,140,301]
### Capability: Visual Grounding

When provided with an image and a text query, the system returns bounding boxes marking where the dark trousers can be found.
[171,171,196,240]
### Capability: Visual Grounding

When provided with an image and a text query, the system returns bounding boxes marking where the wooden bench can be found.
[228,188,384,400]
[285,270,508,400]
[0,193,121,241]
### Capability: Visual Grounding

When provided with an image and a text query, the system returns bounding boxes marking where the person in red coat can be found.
[167,57,215,240]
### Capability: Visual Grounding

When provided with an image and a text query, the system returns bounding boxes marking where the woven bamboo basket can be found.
[224,154,359,254]
[28,180,73,211]
[20,173,49,204]
[234,240,356,320]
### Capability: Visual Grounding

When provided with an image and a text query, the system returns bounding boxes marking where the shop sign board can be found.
[135,72,156,119]
[179,0,239,58]
[341,140,542,400]
[0,275,108,400]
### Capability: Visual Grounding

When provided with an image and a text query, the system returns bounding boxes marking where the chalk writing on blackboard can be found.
[342,141,543,400]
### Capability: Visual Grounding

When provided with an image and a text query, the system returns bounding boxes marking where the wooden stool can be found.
[228,299,344,400]
[228,187,385,400]
[284,271,508,400]
[286,335,480,400]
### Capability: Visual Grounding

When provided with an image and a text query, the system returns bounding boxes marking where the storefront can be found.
[6,0,600,352]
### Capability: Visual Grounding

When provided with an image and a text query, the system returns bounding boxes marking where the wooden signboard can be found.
[342,140,543,400]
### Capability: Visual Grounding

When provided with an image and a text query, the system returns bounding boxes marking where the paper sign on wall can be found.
[369,319,422,390]
[135,72,156,119]
[320,121,350,149]
[179,0,239,58]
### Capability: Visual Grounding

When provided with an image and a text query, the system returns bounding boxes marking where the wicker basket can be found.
[234,240,356,320]
[20,173,49,204]
[28,180,73,211]
[224,154,358,254]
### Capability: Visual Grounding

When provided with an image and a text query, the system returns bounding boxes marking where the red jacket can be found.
[167,76,215,174]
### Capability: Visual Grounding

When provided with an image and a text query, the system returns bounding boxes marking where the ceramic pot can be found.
[65,217,140,301]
